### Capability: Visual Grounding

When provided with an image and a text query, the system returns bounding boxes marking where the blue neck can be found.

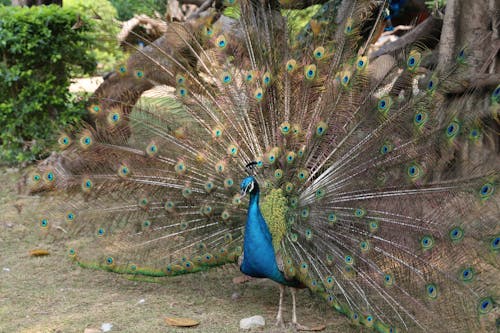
[247,191,273,248]
[240,190,295,286]
[249,190,260,208]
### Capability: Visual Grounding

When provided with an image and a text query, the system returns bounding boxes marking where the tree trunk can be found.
[436,0,500,179]
[438,0,499,73]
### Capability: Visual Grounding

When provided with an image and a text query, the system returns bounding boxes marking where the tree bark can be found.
[436,0,500,178]
[438,0,498,73]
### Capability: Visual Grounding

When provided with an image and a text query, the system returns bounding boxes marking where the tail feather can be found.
[32,1,499,331]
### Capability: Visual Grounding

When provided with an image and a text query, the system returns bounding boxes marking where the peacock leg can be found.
[290,287,310,330]
[275,284,285,327]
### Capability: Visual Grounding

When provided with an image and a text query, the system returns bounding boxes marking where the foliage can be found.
[425,0,447,12]
[108,0,167,21]
[0,5,96,164]
[283,4,321,39]
[63,0,124,74]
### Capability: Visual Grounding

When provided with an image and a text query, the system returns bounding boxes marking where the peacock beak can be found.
[240,182,254,198]
[240,185,249,198]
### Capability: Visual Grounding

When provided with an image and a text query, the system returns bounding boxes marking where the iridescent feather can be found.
[34,1,499,332]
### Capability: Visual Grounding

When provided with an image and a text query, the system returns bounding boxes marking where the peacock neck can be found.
[241,189,295,286]
[248,191,260,209]
[246,191,269,241]
[245,190,267,240]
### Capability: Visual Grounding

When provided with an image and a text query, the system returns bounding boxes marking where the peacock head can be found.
[240,176,259,197]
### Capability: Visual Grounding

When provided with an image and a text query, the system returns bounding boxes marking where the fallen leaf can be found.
[83,328,101,333]
[29,249,50,257]
[164,317,200,327]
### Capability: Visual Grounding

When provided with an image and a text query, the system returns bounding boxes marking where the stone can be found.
[239,315,265,330]
[101,323,113,332]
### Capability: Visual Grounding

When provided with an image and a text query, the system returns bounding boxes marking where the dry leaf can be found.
[83,328,101,333]
[164,317,200,327]
[29,249,50,257]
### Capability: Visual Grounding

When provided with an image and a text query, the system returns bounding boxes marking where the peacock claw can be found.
[292,322,310,331]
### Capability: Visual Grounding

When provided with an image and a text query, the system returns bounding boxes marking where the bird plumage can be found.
[33,0,499,331]
[240,175,299,286]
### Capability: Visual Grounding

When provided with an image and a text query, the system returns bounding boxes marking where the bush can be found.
[0,5,97,164]
[109,0,167,21]
[63,0,124,74]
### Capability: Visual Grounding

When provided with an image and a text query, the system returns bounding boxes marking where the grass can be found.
[0,166,359,333]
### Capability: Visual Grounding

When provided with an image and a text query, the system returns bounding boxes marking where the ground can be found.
[0,167,359,333]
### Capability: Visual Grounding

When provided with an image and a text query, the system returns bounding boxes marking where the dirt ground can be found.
[0,167,358,333]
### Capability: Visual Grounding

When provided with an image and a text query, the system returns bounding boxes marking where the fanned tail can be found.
[32,1,499,331]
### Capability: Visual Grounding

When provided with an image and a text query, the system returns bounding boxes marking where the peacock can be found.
[31,0,500,331]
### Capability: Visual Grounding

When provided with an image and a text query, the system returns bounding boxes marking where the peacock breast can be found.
[240,202,282,280]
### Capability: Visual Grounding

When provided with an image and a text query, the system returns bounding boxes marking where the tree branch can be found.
[369,16,442,60]
[488,0,499,74]
[447,73,500,94]
[437,0,459,70]
[188,0,215,20]
[117,15,167,45]
[335,0,353,25]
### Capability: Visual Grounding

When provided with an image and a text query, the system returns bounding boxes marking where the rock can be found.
[100,323,113,332]
[231,292,240,301]
[239,315,265,330]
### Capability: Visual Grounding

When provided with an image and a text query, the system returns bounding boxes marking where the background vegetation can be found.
[63,0,124,74]
[109,0,167,21]
[0,0,324,165]
[0,5,96,164]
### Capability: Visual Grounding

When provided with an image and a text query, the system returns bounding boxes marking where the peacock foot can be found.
[275,284,286,327]
[275,316,285,328]
[291,322,310,331]
[289,287,326,331]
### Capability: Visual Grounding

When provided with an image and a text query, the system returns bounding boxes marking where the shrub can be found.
[63,0,124,74]
[108,0,167,21]
[0,5,96,164]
